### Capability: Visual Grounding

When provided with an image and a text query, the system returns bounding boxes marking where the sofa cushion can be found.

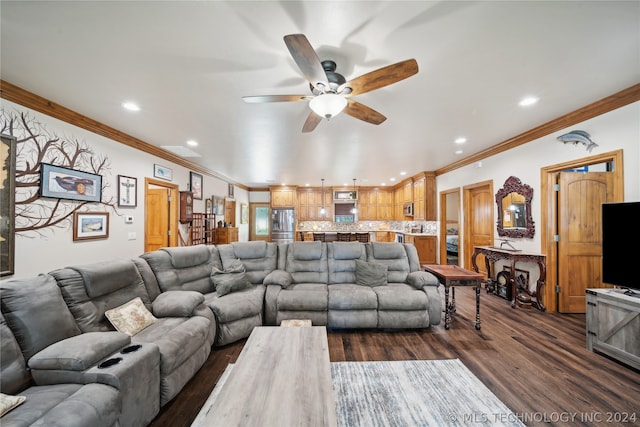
[264,270,293,288]
[331,242,364,260]
[292,241,322,260]
[28,332,130,371]
[355,260,388,287]
[369,242,407,259]
[105,297,158,336]
[210,259,253,296]
[277,285,328,311]
[374,284,429,310]
[204,286,265,323]
[166,244,211,269]
[328,284,378,310]
[0,393,26,417]
[218,242,278,285]
[0,274,81,361]
[1,383,120,427]
[366,242,411,283]
[152,291,204,317]
[76,259,140,298]
[0,312,31,395]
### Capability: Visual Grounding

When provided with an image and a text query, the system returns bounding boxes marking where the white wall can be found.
[436,101,640,264]
[1,100,248,280]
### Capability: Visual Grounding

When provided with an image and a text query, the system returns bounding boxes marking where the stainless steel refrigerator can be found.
[271,208,295,244]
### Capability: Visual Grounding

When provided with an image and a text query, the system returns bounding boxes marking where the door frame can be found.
[439,187,461,265]
[249,202,270,241]
[540,149,624,312]
[144,177,179,250]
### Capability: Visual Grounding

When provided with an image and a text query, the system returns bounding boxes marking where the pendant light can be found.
[319,178,326,216]
[350,178,358,214]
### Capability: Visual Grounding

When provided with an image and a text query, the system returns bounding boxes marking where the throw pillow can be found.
[0,393,26,417]
[355,260,388,287]
[263,270,293,288]
[105,297,157,336]
[211,259,253,297]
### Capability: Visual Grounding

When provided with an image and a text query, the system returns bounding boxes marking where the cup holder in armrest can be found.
[98,357,123,369]
[121,344,142,354]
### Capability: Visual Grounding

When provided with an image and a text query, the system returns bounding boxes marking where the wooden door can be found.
[250,203,270,241]
[145,188,170,252]
[557,172,615,313]
[463,181,493,273]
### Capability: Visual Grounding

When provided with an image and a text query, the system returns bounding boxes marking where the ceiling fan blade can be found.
[344,99,387,125]
[302,111,323,133]
[243,95,312,103]
[283,34,329,90]
[344,59,418,96]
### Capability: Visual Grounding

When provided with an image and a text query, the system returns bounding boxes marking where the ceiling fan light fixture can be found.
[309,93,347,119]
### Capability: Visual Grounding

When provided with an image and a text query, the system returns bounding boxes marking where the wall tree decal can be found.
[1,109,116,235]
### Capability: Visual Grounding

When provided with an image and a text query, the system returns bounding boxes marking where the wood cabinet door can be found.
[271,189,295,208]
[414,236,437,264]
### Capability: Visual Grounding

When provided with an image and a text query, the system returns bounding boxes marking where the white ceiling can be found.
[2,1,639,188]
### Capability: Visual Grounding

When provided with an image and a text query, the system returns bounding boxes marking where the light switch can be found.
[128,232,137,240]
[124,215,134,224]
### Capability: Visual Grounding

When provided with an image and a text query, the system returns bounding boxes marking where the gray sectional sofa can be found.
[0,241,441,427]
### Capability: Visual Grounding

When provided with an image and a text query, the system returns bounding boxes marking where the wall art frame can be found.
[154,164,173,181]
[73,211,109,241]
[117,175,137,207]
[241,203,248,224]
[190,172,203,200]
[1,134,16,276]
[213,196,225,215]
[228,183,234,198]
[39,163,102,203]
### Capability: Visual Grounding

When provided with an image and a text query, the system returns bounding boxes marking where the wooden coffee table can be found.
[193,326,336,426]
[423,264,485,330]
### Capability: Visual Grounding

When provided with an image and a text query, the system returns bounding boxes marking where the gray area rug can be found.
[332,359,526,427]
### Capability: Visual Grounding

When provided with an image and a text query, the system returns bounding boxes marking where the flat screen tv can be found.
[602,201,640,292]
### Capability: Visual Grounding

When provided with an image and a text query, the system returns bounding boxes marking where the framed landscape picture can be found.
[39,163,102,203]
[190,172,203,200]
[73,211,109,241]
[117,175,137,207]
[154,164,173,181]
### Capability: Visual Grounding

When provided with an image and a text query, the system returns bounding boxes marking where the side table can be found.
[423,264,485,330]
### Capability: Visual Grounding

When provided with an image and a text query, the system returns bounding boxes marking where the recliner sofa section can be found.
[0,275,122,427]
[264,241,442,328]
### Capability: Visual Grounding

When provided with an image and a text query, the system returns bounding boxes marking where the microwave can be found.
[403,202,414,216]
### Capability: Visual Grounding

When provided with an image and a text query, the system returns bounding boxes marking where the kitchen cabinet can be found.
[270,187,296,208]
[403,181,413,203]
[357,188,394,221]
[411,173,437,221]
[216,227,238,244]
[405,235,437,264]
[375,231,393,242]
[297,188,332,221]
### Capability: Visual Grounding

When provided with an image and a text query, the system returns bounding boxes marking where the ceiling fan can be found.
[242,34,419,133]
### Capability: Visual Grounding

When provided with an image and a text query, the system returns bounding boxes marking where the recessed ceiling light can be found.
[399,171,406,176]
[381,182,387,186]
[455,149,463,155]
[186,139,198,146]
[519,96,539,107]
[122,101,140,112]
[281,183,286,186]
[305,183,310,187]
[389,177,396,182]
[455,137,467,144]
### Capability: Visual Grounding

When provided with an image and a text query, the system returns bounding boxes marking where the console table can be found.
[471,246,546,311]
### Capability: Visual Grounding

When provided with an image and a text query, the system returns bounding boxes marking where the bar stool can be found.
[337,232,352,242]
[355,232,370,243]
[313,233,325,242]
[298,231,305,241]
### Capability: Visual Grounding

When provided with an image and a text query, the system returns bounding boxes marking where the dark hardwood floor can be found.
[150,287,639,427]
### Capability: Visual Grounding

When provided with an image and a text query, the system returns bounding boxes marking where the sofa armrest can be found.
[28,331,130,372]
[406,271,439,289]
[152,290,205,317]
[263,270,293,288]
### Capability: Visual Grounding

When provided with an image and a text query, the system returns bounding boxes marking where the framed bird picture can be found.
[39,163,102,203]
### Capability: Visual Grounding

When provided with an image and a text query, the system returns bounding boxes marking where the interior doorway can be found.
[462,180,494,273]
[541,149,624,312]
[439,188,461,265]
[144,178,179,252]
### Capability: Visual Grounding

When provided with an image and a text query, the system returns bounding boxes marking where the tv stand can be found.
[586,288,640,370]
